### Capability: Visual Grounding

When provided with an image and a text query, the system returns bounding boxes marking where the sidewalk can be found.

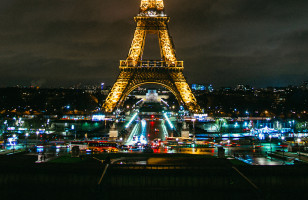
[273,151,308,163]
[0,149,26,155]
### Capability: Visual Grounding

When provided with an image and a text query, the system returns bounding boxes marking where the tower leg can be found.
[103,71,133,113]
[171,71,201,113]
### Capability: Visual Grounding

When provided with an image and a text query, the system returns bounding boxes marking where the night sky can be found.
[0,0,307,88]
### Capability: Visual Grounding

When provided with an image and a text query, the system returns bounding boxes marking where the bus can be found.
[87,141,118,153]
[69,141,88,151]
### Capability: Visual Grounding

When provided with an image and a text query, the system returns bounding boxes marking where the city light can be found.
[161,99,169,107]
[92,115,106,121]
[125,112,138,129]
[7,134,17,146]
[259,133,265,140]
[163,113,174,129]
[126,123,140,145]
[161,122,169,138]
[194,114,208,122]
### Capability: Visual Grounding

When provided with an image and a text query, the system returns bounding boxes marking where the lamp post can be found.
[192,118,196,142]
[71,125,76,140]
[25,133,29,150]
[227,139,230,156]
[12,134,16,154]
[297,138,301,158]
[36,131,39,146]
[269,135,272,153]
[281,136,285,161]
[269,135,272,160]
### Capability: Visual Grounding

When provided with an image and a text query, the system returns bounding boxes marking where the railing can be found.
[120,60,183,68]
[110,164,210,170]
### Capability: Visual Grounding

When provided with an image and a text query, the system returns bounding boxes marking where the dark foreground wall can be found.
[1,156,307,200]
[100,164,308,200]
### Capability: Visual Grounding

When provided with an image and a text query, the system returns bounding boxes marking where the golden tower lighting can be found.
[103,0,201,113]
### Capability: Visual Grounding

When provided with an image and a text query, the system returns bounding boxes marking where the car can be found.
[119,145,129,151]
[143,146,154,153]
[129,145,141,152]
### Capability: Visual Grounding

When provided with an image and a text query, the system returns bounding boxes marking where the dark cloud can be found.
[0,0,307,88]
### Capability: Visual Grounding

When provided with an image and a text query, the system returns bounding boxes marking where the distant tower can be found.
[103,0,201,113]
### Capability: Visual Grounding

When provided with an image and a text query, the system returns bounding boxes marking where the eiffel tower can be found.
[103,0,201,113]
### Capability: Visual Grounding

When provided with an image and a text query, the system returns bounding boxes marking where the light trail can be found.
[161,121,169,140]
[163,113,174,129]
[126,123,140,145]
[125,111,139,129]
[140,119,147,144]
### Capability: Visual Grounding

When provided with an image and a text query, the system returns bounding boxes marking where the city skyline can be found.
[0,0,307,88]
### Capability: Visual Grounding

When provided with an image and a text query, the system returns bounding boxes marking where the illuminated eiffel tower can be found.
[103,0,201,113]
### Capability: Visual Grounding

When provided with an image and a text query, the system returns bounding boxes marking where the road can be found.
[125,119,166,146]
[144,119,166,142]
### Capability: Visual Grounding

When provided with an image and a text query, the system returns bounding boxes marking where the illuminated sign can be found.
[92,115,105,121]
[193,114,208,122]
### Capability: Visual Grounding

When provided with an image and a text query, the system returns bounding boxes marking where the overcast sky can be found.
[0,0,307,88]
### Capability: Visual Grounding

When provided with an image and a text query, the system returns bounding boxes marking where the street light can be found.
[12,134,16,154]
[281,136,285,160]
[269,135,272,160]
[297,138,301,158]
[36,131,39,146]
[227,139,230,156]
[192,118,196,142]
[25,133,29,150]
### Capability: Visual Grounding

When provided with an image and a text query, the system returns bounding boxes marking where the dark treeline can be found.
[0,87,307,119]
[0,87,105,115]
[196,88,308,119]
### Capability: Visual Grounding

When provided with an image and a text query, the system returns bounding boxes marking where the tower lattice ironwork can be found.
[103,0,201,113]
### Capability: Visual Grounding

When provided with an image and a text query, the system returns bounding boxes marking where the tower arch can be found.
[117,81,184,108]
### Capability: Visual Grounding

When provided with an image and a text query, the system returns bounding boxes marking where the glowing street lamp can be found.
[269,135,272,155]
[25,133,29,150]
[245,111,249,116]
[192,118,196,130]
[192,118,196,141]
[297,138,301,157]
[12,134,16,153]
[227,139,231,156]
[281,136,285,160]
[36,131,39,146]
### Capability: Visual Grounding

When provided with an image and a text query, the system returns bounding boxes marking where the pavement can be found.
[272,151,308,163]
[0,148,26,155]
